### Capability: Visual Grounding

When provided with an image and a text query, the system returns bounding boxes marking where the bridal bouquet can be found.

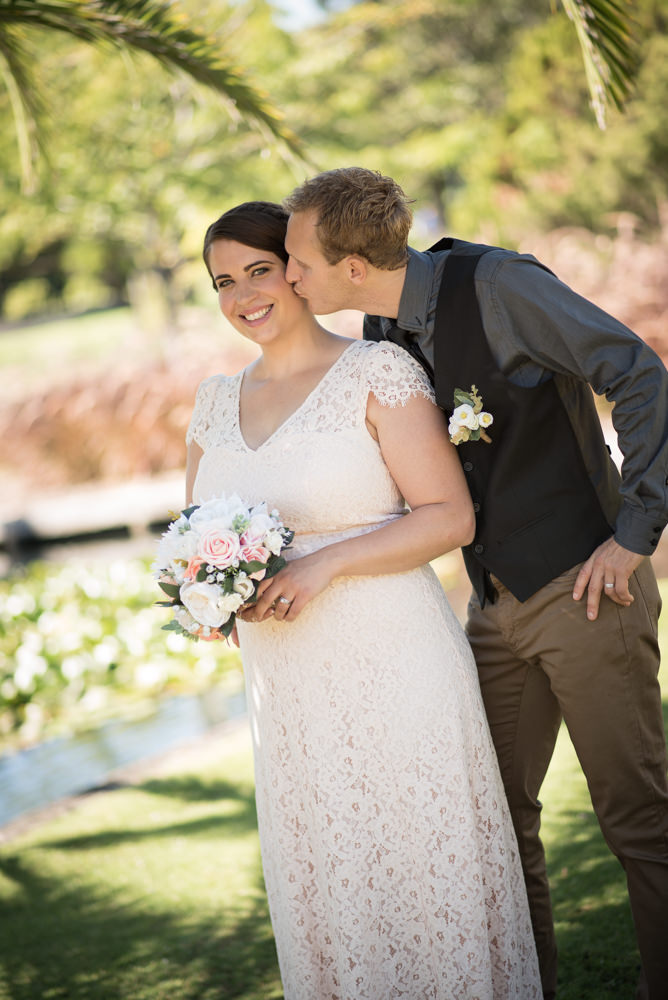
[154,495,294,641]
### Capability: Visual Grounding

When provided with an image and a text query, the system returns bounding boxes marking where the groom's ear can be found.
[342,255,368,286]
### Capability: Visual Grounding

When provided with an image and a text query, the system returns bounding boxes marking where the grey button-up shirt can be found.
[364,246,668,556]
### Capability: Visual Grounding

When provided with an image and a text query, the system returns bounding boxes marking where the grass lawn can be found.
[0,581,666,999]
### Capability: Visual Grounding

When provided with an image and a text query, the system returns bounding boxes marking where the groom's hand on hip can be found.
[572,537,643,621]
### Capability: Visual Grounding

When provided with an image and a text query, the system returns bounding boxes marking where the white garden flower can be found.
[152,519,199,579]
[233,574,255,601]
[452,403,479,429]
[190,494,248,530]
[479,411,494,428]
[264,529,284,556]
[219,592,245,614]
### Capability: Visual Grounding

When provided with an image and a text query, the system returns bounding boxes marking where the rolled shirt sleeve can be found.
[476,251,668,555]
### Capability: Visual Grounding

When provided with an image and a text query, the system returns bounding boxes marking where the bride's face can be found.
[207,239,308,346]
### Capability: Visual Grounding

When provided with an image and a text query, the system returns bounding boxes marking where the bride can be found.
[185,201,541,999]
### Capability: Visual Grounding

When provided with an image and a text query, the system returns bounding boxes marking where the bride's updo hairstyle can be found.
[203,201,289,290]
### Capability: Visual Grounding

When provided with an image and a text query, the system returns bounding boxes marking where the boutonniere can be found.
[448,385,493,445]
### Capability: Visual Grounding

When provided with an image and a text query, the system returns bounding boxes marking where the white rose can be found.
[233,574,255,601]
[479,411,493,428]
[452,403,479,429]
[264,529,284,556]
[180,581,233,628]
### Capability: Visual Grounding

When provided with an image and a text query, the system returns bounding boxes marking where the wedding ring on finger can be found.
[605,582,615,589]
[277,596,292,607]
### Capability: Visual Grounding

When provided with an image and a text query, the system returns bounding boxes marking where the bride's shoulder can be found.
[193,370,239,400]
[355,338,427,376]
[355,339,435,405]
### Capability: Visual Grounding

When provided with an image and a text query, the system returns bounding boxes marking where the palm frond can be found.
[0,0,306,163]
[0,25,50,192]
[559,0,638,128]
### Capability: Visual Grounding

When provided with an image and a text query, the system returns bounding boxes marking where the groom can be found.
[283,167,668,999]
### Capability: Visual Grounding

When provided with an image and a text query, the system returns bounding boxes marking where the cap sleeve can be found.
[186,375,227,449]
[363,341,435,408]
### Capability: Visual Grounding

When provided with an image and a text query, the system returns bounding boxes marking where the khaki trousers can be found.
[466,558,668,1000]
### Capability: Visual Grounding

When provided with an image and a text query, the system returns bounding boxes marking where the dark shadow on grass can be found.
[138,775,253,803]
[38,775,258,851]
[546,806,641,1000]
[0,846,281,1000]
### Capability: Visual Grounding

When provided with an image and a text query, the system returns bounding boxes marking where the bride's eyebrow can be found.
[214,259,274,281]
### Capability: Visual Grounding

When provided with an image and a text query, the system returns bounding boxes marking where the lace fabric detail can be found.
[187,338,541,999]
[361,338,435,409]
[185,373,238,450]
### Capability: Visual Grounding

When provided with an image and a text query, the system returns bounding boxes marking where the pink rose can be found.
[198,527,241,569]
[184,556,205,581]
[240,513,273,547]
[240,543,270,580]
[240,527,263,547]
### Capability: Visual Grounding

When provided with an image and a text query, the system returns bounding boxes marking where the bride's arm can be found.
[251,392,474,622]
[185,441,203,506]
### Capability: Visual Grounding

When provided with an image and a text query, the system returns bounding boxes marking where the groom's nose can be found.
[285,256,299,285]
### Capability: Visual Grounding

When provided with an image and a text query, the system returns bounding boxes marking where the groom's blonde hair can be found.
[283,167,412,271]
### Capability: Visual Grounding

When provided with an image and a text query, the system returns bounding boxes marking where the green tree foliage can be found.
[0,0,301,320]
[0,0,666,322]
[444,0,668,240]
[0,0,303,190]
[276,0,666,243]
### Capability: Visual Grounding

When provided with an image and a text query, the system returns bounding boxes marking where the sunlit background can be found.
[1,0,666,808]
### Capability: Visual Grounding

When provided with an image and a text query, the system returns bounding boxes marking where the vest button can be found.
[473,502,481,513]
[463,461,474,472]
[474,543,484,554]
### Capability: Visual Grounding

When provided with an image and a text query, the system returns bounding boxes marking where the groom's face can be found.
[285,210,352,316]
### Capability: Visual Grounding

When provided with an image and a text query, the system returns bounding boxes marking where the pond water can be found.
[0,685,247,827]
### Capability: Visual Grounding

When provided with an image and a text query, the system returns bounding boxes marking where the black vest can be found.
[431,238,620,604]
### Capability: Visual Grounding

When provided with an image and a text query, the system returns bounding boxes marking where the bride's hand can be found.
[252,552,335,622]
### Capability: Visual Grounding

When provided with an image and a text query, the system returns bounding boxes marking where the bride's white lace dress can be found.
[187,339,541,999]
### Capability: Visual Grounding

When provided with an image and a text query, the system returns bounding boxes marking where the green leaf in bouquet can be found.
[196,566,209,582]
[155,600,178,607]
[453,388,473,407]
[158,580,180,598]
[264,555,287,580]
[181,505,199,519]
[239,560,266,574]
[220,618,236,638]
[161,620,184,632]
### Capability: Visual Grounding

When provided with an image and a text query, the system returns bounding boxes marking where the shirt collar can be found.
[395,246,435,333]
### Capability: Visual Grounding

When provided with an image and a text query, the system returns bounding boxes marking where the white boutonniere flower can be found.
[449,385,493,445]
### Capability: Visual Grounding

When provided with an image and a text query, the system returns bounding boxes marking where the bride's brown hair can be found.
[203,201,289,290]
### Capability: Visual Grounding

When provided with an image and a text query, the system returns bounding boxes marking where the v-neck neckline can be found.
[235,340,358,453]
